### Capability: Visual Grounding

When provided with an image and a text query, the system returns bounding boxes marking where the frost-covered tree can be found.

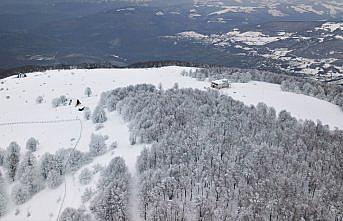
[39,153,60,180]
[52,98,62,108]
[40,148,91,189]
[101,85,343,221]
[59,207,80,221]
[81,187,94,203]
[59,95,68,105]
[84,87,92,97]
[11,184,30,205]
[95,124,104,131]
[21,166,42,196]
[129,133,136,145]
[16,152,35,180]
[55,148,91,173]
[83,107,91,121]
[173,82,179,90]
[0,149,5,166]
[79,168,92,185]
[26,137,39,152]
[0,175,8,217]
[36,96,44,104]
[92,164,104,174]
[89,134,107,156]
[47,169,63,189]
[4,142,20,182]
[59,207,92,221]
[92,106,107,124]
[91,184,129,221]
[16,152,42,194]
[110,141,118,150]
[52,95,68,108]
[97,157,129,189]
[90,157,130,221]
[0,190,7,216]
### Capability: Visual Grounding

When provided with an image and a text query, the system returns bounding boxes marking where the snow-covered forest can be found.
[0,66,342,221]
[100,84,343,221]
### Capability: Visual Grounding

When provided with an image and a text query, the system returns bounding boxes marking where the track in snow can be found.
[0,119,81,127]
[56,118,83,221]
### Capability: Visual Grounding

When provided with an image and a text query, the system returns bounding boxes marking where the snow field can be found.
[0,66,343,220]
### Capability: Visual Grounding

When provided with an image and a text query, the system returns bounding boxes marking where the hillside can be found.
[0,66,342,221]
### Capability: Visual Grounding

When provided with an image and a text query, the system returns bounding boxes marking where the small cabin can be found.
[211,79,231,89]
[17,73,27,78]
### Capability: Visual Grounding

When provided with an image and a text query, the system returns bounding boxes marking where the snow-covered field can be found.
[1,66,343,221]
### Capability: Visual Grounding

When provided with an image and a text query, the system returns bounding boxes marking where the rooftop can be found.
[211,79,231,84]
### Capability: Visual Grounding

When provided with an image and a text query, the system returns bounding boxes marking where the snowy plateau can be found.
[0,66,343,221]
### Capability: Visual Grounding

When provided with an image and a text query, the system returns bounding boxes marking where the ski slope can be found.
[0,66,343,221]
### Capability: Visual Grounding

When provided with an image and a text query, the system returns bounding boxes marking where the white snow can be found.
[315,22,343,32]
[267,8,286,17]
[155,11,164,16]
[222,81,343,130]
[178,31,208,40]
[176,30,292,46]
[262,48,292,59]
[116,8,136,12]
[226,30,292,46]
[189,13,202,18]
[209,6,258,15]
[1,66,343,220]
[291,4,324,15]
[321,3,343,17]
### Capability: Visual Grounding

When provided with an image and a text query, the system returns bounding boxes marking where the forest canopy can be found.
[99,84,343,221]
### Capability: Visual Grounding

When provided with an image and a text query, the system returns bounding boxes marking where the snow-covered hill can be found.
[0,66,342,221]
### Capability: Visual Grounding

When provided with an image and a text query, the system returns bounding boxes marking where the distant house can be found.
[211,79,231,89]
[17,73,27,78]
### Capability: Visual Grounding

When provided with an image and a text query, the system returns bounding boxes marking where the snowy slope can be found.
[0,66,343,221]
